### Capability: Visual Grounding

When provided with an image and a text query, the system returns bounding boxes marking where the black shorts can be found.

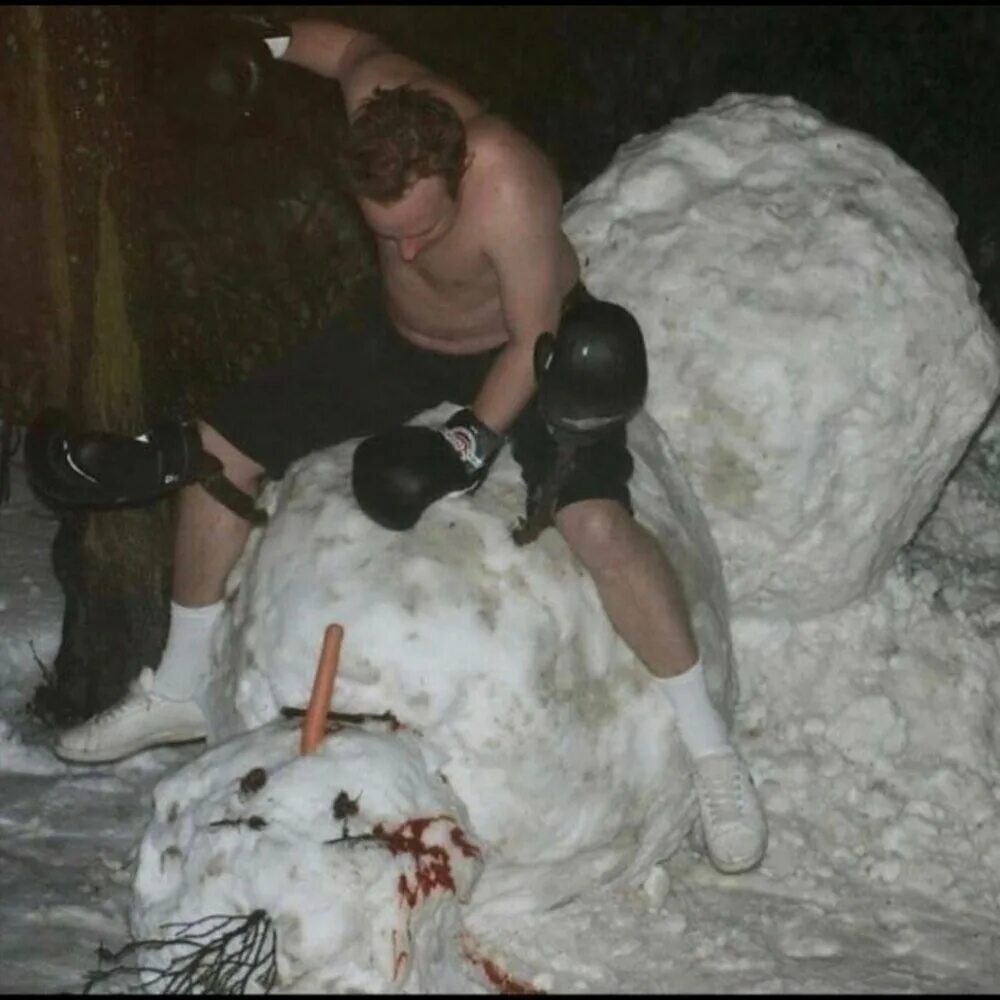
[204,279,634,514]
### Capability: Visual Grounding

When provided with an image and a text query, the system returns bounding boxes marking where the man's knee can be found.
[197,421,265,491]
[555,498,641,573]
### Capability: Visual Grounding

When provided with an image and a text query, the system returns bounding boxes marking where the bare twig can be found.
[83,909,278,995]
[208,815,268,832]
[279,706,401,729]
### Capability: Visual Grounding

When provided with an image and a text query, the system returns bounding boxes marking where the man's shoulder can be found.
[467,116,558,188]
[467,115,539,153]
[463,118,564,251]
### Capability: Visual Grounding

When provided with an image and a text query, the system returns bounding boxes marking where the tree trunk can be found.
[14,6,172,725]
[0,9,47,425]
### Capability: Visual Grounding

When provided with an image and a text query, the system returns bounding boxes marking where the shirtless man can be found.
[52,16,766,874]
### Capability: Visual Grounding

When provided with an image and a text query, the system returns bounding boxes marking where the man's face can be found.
[359,176,458,263]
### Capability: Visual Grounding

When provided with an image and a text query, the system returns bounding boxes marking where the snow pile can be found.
[125,94,1000,992]
[732,560,1000,911]
[131,719,484,993]
[0,717,68,777]
[201,408,733,919]
[564,93,1000,618]
[129,407,736,989]
[906,408,1000,621]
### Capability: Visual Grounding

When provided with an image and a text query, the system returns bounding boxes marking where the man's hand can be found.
[25,410,208,510]
[352,409,504,531]
[154,13,291,137]
[535,298,648,445]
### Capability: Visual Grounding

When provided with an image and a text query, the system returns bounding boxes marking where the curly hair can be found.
[340,86,469,203]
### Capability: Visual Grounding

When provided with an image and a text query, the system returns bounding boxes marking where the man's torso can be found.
[372,115,580,355]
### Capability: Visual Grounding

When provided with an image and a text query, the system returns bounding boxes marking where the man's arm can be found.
[281,19,480,120]
[282,21,387,84]
[472,144,572,434]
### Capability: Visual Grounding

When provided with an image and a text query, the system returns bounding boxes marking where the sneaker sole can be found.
[709,846,768,875]
[54,730,208,764]
[690,818,768,875]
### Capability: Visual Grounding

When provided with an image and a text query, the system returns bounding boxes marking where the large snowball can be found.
[203,407,734,919]
[564,93,1000,618]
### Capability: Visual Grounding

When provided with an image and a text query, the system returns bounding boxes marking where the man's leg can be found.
[556,498,767,874]
[54,423,264,764]
[555,499,698,678]
[173,424,265,606]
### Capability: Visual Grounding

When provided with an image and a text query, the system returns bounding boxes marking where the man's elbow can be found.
[342,31,392,68]
[284,20,388,80]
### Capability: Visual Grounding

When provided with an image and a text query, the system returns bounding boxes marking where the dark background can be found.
[262,6,1000,301]
[6,6,1000,415]
[157,4,1000,403]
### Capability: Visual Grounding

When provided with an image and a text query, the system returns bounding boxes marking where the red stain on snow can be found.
[376,815,481,983]
[460,932,545,995]
[375,816,482,909]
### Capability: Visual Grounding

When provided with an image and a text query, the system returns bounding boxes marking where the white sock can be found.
[657,659,730,760]
[151,600,224,703]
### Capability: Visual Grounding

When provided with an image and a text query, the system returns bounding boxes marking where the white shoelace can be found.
[89,668,157,722]
[696,753,752,827]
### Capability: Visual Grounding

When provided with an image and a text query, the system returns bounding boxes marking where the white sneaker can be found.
[54,668,208,764]
[691,749,767,874]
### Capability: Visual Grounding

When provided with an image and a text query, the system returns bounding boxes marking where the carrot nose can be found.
[300,623,343,755]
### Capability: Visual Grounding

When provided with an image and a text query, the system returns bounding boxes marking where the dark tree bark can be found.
[0,9,51,425]
[12,6,172,725]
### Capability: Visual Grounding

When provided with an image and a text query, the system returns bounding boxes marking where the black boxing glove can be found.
[154,13,292,138]
[25,409,267,524]
[352,409,504,531]
[535,298,648,444]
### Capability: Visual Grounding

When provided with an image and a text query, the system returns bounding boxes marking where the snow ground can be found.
[2,443,998,994]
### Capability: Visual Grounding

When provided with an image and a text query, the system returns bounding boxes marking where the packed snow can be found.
[565,94,1000,618]
[2,94,1000,993]
[202,406,734,911]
